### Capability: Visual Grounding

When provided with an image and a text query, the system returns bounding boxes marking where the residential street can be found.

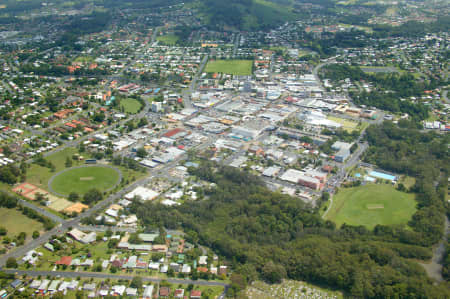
[2,269,230,287]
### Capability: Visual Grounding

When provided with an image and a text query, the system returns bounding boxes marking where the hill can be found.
[198,0,296,31]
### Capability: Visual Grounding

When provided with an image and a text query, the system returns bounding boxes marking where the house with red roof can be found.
[190,290,202,299]
[55,256,72,266]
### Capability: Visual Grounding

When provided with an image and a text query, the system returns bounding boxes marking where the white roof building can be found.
[199,256,208,265]
[143,285,154,299]
[125,186,159,201]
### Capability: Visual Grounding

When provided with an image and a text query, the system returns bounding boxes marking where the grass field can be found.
[327,116,369,132]
[73,56,94,63]
[325,184,417,229]
[120,98,142,114]
[0,207,43,238]
[50,166,120,196]
[205,60,253,76]
[26,147,144,198]
[156,34,179,45]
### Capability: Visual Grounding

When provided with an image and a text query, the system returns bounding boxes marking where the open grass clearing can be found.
[0,207,43,238]
[205,60,253,76]
[327,116,369,132]
[156,34,179,45]
[325,184,417,229]
[399,175,416,189]
[120,98,142,114]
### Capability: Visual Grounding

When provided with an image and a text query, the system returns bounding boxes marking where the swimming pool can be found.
[368,171,396,181]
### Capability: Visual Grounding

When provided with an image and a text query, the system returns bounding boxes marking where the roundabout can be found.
[48,165,122,197]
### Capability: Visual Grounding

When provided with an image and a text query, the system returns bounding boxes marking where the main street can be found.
[182,54,209,109]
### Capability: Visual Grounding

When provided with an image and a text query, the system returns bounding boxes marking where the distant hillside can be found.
[199,0,296,31]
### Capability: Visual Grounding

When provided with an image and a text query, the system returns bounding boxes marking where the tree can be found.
[167,268,175,277]
[0,167,18,184]
[68,192,80,202]
[35,193,46,202]
[321,192,330,202]
[0,227,7,236]
[151,253,165,262]
[75,290,84,299]
[6,257,18,268]
[128,233,142,244]
[138,118,148,127]
[32,231,40,239]
[136,147,148,158]
[83,189,103,205]
[261,261,286,284]
[130,276,143,289]
[65,157,73,168]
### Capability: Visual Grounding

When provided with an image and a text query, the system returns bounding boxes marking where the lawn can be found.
[156,34,179,45]
[327,116,369,132]
[50,166,120,196]
[0,207,44,238]
[205,60,253,76]
[120,98,142,114]
[399,176,416,190]
[26,148,83,189]
[325,184,417,229]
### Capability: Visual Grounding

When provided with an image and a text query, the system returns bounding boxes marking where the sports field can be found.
[50,166,120,196]
[325,184,416,229]
[205,60,253,76]
[120,98,142,114]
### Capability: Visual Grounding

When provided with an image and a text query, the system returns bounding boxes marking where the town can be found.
[0,0,448,298]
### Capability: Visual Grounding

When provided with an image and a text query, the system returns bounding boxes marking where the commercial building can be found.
[231,126,261,139]
[280,169,323,190]
[332,141,353,162]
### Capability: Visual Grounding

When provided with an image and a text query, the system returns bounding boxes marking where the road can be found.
[17,198,64,223]
[232,33,240,57]
[442,89,449,104]
[1,269,229,287]
[312,58,336,87]
[182,54,209,109]
[420,216,450,282]
[151,27,160,45]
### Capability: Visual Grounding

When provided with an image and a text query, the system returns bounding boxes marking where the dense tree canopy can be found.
[130,141,449,297]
